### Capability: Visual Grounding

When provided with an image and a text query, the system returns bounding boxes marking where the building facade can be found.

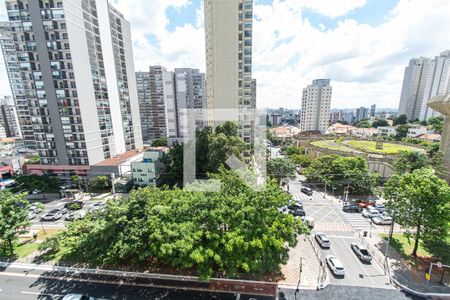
[0,96,21,138]
[204,0,255,151]
[398,50,450,121]
[370,104,376,117]
[0,0,142,175]
[355,106,369,122]
[300,79,332,132]
[131,150,164,187]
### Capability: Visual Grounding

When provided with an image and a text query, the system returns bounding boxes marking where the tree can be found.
[0,191,30,255]
[393,114,407,125]
[40,168,307,279]
[89,176,112,192]
[372,119,389,128]
[393,151,429,174]
[267,158,296,184]
[267,130,282,146]
[281,145,305,157]
[215,121,238,137]
[395,124,412,138]
[384,168,450,257]
[355,120,371,128]
[151,136,168,147]
[427,116,444,133]
[290,154,312,168]
[304,155,379,195]
[13,175,59,199]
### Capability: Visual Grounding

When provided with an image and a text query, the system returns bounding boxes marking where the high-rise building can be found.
[370,104,376,117]
[300,79,332,132]
[0,0,142,175]
[204,0,255,149]
[330,110,343,124]
[355,106,369,122]
[136,67,206,144]
[0,96,21,138]
[398,50,450,121]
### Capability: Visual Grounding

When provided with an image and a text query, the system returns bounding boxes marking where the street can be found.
[288,177,393,289]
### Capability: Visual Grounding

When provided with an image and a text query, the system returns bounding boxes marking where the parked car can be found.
[342,204,361,213]
[59,206,68,215]
[362,207,381,218]
[357,199,376,209]
[65,211,86,221]
[373,204,385,213]
[315,232,330,248]
[351,242,372,263]
[63,294,109,300]
[287,205,306,217]
[89,202,106,212]
[301,216,315,228]
[28,211,36,220]
[29,204,42,214]
[326,255,345,276]
[372,216,393,225]
[301,187,313,196]
[40,209,62,221]
[31,189,41,195]
[65,200,84,210]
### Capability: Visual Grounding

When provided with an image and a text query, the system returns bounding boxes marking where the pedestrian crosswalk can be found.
[342,213,374,232]
[290,191,326,202]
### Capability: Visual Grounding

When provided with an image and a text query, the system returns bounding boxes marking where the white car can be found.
[326,255,345,276]
[362,207,380,218]
[372,216,393,225]
[315,232,330,248]
[63,294,110,300]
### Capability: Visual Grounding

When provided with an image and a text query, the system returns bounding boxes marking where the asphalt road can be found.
[0,271,273,300]
[288,179,393,289]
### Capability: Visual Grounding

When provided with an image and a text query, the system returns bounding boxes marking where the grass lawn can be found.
[311,140,360,152]
[345,140,423,155]
[0,240,40,259]
[380,233,430,258]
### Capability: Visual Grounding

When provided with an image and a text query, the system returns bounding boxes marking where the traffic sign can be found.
[425,273,431,280]
[437,262,442,268]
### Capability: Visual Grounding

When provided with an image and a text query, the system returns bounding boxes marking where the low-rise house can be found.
[131,150,165,187]
[326,123,356,135]
[351,127,378,138]
[417,133,442,142]
[377,126,397,136]
[407,126,427,138]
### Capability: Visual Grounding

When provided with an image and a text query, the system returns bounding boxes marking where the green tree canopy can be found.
[304,155,379,195]
[372,119,389,128]
[384,168,450,257]
[393,114,408,125]
[41,168,307,279]
[290,154,312,168]
[267,158,296,184]
[151,136,168,147]
[0,191,30,255]
[13,175,59,199]
[281,146,305,156]
[393,151,429,174]
[355,120,371,128]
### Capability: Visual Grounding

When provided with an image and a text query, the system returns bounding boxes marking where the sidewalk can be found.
[279,234,321,290]
[358,233,450,296]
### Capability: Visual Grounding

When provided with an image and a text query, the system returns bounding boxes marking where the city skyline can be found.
[1,0,450,109]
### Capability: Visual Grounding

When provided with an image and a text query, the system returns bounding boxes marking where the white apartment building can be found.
[204,0,255,150]
[0,0,142,176]
[377,126,397,136]
[300,79,332,133]
[398,50,450,121]
[407,126,427,138]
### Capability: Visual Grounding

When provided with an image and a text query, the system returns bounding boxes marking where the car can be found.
[301,187,313,196]
[29,204,42,214]
[326,255,345,276]
[28,211,36,220]
[373,203,385,213]
[342,204,361,213]
[362,207,381,218]
[62,294,109,300]
[315,232,330,248]
[89,202,106,212]
[301,216,315,228]
[372,216,393,225]
[65,200,84,210]
[40,209,62,221]
[287,205,306,217]
[357,199,376,209]
[31,189,41,195]
[65,211,86,221]
[351,242,372,262]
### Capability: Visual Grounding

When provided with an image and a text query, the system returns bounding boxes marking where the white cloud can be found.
[286,0,367,18]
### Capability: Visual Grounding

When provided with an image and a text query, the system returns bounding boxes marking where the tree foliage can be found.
[0,191,30,255]
[372,119,389,128]
[281,146,305,156]
[290,154,312,168]
[355,120,371,128]
[88,176,112,193]
[384,168,450,257]
[393,114,408,126]
[151,136,168,147]
[41,168,306,279]
[267,130,282,146]
[393,151,429,174]
[267,158,296,184]
[13,175,59,198]
[303,155,379,195]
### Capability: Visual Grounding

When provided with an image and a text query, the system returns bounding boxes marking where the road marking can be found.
[21,291,65,297]
[326,235,355,239]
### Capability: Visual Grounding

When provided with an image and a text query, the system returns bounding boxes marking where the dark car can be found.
[65,200,84,210]
[287,205,306,217]
[301,187,313,196]
[342,204,361,213]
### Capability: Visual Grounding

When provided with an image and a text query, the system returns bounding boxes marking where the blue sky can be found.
[1,0,450,109]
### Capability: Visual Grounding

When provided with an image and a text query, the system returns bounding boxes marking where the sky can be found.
[1,0,450,109]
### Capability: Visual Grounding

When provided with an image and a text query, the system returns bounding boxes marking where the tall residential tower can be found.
[0,0,142,175]
[300,79,332,133]
[398,50,450,121]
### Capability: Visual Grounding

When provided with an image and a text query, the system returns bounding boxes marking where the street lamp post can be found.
[296,257,306,293]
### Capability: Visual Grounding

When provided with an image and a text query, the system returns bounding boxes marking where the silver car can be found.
[351,242,372,263]
[40,209,62,221]
[315,232,330,248]
[326,255,345,276]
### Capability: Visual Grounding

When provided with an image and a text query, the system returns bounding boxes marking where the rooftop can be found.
[94,149,144,167]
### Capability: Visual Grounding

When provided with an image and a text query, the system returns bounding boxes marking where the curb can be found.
[306,235,329,290]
